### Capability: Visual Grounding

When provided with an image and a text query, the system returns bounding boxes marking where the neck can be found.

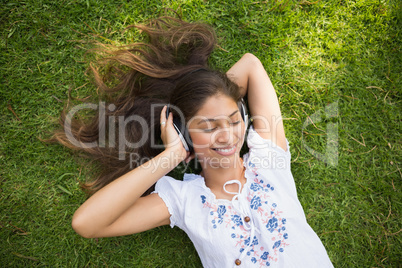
[200,155,246,198]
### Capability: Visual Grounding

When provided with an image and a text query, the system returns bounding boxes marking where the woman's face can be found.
[187,94,246,169]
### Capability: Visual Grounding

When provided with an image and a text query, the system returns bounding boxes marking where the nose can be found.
[215,125,233,144]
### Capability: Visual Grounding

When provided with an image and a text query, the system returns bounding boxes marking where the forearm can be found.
[72,148,182,237]
[226,53,258,97]
[227,53,287,149]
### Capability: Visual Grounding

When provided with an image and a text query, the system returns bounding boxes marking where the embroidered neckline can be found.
[186,158,252,203]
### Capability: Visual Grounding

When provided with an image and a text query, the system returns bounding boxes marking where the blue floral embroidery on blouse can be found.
[267,217,279,233]
[231,215,243,226]
[250,195,262,210]
[217,205,226,224]
[273,240,281,249]
[261,251,269,260]
[244,235,259,247]
[199,159,289,265]
[250,182,261,191]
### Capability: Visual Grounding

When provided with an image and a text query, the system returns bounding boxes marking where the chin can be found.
[196,150,240,170]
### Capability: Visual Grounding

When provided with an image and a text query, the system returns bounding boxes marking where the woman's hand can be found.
[160,105,194,164]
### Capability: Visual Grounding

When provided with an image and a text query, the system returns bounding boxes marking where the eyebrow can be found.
[197,110,239,125]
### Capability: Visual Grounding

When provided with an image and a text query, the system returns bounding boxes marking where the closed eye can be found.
[202,127,217,133]
[202,121,241,132]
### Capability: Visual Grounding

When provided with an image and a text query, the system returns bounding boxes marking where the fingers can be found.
[160,105,167,127]
[167,107,173,126]
[160,105,174,127]
[160,105,189,162]
[160,105,176,148]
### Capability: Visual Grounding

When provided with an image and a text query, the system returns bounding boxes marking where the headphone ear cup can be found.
[238,98,249,129]
[172,116,194,153]
[166,104,194,153]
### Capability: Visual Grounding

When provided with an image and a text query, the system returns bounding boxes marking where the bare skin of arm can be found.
[71,106,192,238]
[227,53,287,151]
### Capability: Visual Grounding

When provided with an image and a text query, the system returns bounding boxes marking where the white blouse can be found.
[154,125,333,267]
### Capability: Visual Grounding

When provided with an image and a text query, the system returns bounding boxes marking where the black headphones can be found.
[166,98,248,153]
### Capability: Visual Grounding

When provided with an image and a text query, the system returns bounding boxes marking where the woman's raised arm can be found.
[227,53,287,151]
[72,106,191,238]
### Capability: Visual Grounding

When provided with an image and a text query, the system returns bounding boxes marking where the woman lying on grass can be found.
[53,17,333,267]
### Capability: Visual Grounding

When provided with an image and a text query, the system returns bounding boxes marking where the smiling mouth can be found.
[212,144,237,153]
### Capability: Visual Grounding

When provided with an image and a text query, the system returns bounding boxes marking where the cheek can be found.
[234,122,246,147]
[241,123,247,137]
[232,121,246,137]
[190,132,212,148]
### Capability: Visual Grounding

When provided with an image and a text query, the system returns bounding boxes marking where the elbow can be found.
[71,214,97,239]
[243,52,256,59]
[243,53,265,76]
[243,53,261,65]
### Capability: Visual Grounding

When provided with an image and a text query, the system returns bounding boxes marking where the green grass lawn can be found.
[1,0,401,267]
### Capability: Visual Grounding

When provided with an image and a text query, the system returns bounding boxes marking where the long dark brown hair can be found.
[50,16,242,195]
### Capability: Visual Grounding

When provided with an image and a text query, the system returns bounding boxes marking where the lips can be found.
[213,145,236,152]
[212,144,237,156]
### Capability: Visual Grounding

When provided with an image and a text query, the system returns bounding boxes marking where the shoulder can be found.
[155,175,181,190]
[153,174,209,228]
[242,124,292,173]
[246,124,290,156]
[155,174,204,194]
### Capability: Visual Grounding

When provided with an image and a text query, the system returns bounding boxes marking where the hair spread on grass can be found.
[49,16,242,196]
